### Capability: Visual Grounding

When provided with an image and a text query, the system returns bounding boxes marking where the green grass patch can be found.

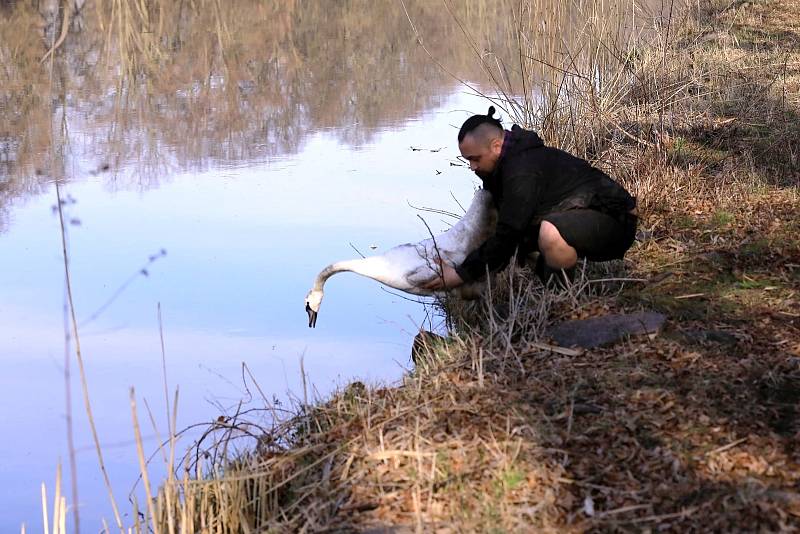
[711,210,735,227]
[674,213,698,230]
[669,136,729,167]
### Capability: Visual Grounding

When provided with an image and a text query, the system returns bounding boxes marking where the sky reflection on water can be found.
[0,89,488,530]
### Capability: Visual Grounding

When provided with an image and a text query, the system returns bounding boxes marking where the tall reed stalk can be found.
[54,182,126,533]
[479,0,658,158]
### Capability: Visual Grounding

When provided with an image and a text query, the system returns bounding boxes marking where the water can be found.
[0,0,660,529]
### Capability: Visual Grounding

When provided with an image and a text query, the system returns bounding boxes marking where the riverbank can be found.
[149,1,800,531]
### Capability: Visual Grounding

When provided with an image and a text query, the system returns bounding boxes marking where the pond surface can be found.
[0,0,661,529]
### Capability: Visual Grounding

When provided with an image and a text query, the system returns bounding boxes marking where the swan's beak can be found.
[306,303,318,328]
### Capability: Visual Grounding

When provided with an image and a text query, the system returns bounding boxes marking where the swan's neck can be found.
[313,257,390,291]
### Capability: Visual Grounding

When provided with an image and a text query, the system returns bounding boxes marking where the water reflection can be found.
[0,0,520,216]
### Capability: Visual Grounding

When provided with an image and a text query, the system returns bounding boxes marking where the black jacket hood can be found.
[507,124,544,153]
[480,126,544,194]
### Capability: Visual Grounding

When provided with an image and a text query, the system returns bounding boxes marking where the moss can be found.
[669,136,729,167]
[500,468,525,492]
[740,238,771,256]
[711,210,735,227]
[674,213,698,230]
[730,24,800,51]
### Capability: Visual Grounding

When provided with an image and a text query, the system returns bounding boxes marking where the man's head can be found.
[458,106,504,180]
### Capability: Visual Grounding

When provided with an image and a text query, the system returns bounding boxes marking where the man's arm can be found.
[456,172,541,283]
[422,259,463,291]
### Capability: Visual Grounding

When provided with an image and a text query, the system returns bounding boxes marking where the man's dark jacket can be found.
[455,125,636,283]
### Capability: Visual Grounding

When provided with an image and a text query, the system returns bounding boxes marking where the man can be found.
[424,106,637,291]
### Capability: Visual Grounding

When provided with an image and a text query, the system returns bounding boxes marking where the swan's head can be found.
[304,289,323,328]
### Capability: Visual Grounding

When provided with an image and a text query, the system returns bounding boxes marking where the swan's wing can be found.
[421,190,497,264]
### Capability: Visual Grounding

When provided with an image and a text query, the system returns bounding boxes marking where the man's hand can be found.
[423,258,464,291]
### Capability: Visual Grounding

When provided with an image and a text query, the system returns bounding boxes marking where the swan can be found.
[304,189,497,327]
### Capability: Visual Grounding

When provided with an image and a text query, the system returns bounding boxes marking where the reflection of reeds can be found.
[0,0,517,196]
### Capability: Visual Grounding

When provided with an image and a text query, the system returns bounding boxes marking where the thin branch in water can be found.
[417,213,454,330]
[417,214,445,282]
[449,191,467,214]
[406,200,461,220]
[79,249,168,327]
[62,280,79,534]
[158,303,171,440]
[348,242,366,259]
[379,286,430,305]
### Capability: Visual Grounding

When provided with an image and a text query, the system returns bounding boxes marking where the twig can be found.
[449,191,467,214]
[158,303,171,440]
[597,504,653,517]
[675,292,705,299]
[79,249,167,327]
[406,200,461,220]
[706,437,748,456]
[522,342,583,357]
[62,283,79,534]
[416,214,445,287]
[379,286,429,304]
[625,507,698,524]
[583,277,648,284]
[348,242,366,259]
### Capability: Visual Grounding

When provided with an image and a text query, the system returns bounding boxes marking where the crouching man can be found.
[425,106,637,291]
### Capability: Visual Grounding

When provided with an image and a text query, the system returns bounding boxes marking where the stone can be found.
[548,311,667,349]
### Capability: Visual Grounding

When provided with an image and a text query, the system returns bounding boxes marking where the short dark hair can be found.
[458,106,503,143]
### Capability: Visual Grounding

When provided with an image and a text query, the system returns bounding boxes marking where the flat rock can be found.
[548,311,667,349]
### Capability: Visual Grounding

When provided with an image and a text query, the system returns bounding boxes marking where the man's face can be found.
[459,133,502,181]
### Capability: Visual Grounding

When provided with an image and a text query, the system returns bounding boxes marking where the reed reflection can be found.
[0,1,517,208]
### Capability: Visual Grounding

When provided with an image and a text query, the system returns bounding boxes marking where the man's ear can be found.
[491,136,503,155]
